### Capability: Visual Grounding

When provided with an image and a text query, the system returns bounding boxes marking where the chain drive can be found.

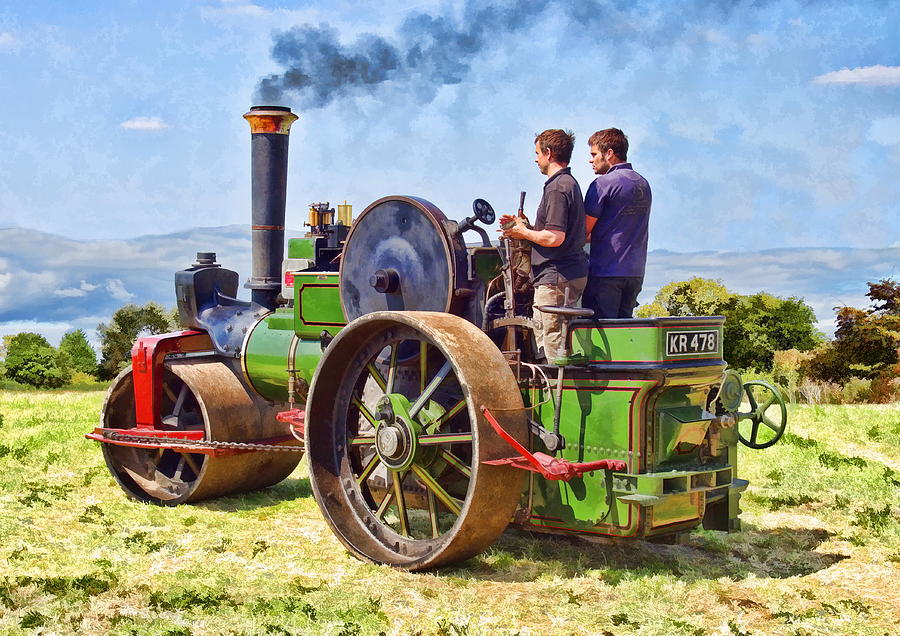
[104,431,304,453]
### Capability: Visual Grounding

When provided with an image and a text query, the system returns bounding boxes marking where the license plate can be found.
[666,330,718,356]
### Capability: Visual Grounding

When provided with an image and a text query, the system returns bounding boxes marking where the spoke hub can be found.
[374,404,419,470]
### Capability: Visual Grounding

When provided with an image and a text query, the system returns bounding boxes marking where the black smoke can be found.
[255,0,787,108]
[256,0,546,107]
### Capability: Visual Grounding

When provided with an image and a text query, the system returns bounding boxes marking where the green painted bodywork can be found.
[243,308,329,404]
[292,271,346,338]
[522,318,744,538]
[288,237,316,260]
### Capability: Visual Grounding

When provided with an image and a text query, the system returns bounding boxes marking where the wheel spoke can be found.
[163,384,177,402]
[172,384,188,417]
[759,394,776,412]
[411,463,462,515]
[427,490,439,539]
[418,432,473,446]
[367,363,387,392]
[410,361,452,418]
[427,399,466,433]
[182,453,202,476]
[392,471,410,536]
[419,341,428,394]
[750,419,760,444]
[385,344,399,394]
[745,387,758,411]
[375,489,395,519]
[172,455,186,481]
[351,395,378,427]
[438,449,472,478]
[350,435,377,446]
[761,415,781,433]
[356,454,381,485]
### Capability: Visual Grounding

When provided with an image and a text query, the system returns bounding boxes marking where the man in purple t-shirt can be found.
[583,128,652,319]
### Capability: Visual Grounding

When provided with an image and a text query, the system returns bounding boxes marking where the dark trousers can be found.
[582,276,644,319]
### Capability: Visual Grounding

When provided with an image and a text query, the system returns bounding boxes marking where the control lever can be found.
[457,198,495,247]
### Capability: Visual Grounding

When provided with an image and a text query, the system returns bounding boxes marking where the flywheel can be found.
[305,311,527,570]
[339,196,466,321]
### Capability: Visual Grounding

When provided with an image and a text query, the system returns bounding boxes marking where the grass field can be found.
[0,390,897,635]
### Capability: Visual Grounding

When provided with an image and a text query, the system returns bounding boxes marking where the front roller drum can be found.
[306,311,528,570]
[101,359,301,505]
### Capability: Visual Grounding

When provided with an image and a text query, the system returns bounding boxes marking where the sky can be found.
[0,0,898,347]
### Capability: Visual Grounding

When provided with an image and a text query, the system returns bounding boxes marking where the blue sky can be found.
[0,1,898,346]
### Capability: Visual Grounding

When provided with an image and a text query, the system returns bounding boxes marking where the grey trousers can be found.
[532,276,587,361]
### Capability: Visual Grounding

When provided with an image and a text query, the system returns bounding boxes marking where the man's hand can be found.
[498,214,529,240]
[498,214,565,247]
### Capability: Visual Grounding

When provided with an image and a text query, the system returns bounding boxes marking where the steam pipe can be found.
[242,105,298,309]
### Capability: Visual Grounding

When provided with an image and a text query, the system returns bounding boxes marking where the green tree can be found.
[636,277,734,318]
[804,279,900,382]
[3,332,72,388]
[638,277,821,370]
[97,302,178,380]
[59,329,98,376]
[723,292,821,370]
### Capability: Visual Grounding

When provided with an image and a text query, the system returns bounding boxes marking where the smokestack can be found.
[242,105,298,309]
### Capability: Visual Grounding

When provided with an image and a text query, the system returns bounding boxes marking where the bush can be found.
[841,378,873,404]
[3,333,72,389]
[869,363,900,404]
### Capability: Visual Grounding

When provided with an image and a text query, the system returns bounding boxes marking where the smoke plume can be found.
[256,1,546,107]
[255,0,781,108]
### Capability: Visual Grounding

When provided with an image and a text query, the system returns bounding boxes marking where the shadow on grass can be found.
[446,521,847,583]
[193,476,314,513]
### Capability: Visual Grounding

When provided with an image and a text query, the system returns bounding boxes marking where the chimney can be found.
[242,105,298,310]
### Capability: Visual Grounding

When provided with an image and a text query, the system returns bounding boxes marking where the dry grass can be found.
[0,390,897,635]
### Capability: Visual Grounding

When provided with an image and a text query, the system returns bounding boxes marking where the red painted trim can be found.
[130,330,211,429]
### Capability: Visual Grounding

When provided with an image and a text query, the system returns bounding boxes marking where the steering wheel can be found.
[735,380,788,449]
[472,198,495,225]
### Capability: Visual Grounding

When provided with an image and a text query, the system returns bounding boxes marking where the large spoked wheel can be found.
[736,380,788,449]
[306,311,527,570]
[102,359,301,505]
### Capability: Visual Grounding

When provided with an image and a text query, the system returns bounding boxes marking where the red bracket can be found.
[276,408,306,437]
[481,406,627,481]
[131,330,212,429]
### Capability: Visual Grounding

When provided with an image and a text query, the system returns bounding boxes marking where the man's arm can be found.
[584,180,604,240]
[499,216,565,246]
[585,215,598,240]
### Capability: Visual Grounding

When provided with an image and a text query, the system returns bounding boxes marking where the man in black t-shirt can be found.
[500,129,588,361]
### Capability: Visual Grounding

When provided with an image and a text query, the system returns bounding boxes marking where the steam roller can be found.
[90,104,789,571]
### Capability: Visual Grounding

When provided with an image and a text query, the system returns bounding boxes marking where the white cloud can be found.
[812,65,900,86]
[119,116,169,131]
[867,117,900,146]
[54,287,87,298]
[105,279,135,301]
[0,32,19,50]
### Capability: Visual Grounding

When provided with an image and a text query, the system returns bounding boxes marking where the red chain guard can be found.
[481,406,627,481]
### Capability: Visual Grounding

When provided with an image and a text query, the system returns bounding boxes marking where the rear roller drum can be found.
[306,311,527,570]
[101,359,301,505]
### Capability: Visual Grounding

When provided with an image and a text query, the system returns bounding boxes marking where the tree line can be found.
[1,303,178,388]
[1,279,897,402]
